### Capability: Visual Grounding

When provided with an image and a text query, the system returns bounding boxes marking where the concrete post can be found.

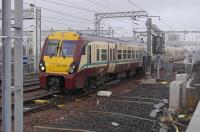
[169,81,182,111]
[146,18,152,56]
[14,0,24,131]
[33,7,38,71]
[132,18,135,38]
[181,74,188,107]
[36,8,41,59]
[157,56,160,79]
[145,18,152,74]
[94,14,101,36]
[33,7,41,71]
[2,0,12,131]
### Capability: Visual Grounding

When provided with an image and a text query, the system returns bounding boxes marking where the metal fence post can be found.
[14,0,24,131]
[2,0,12,131]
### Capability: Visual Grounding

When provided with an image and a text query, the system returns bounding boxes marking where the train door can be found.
[87,44,91,67]
[108,43,116,73]
[94,42,100,69]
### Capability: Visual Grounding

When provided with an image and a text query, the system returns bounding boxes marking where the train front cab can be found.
[39,32,83,91]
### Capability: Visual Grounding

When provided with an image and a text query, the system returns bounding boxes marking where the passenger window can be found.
[128,50,131,59]
[132,50,135,59]
[140,51,143,59]
[101,49,107,61]
[117,50,122,60]
[136,51,139,58]
[123,50,127,60]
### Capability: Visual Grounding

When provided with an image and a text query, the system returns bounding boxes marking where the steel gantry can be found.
[94,11,148,37]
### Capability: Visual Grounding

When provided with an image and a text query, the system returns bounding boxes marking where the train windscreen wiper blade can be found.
[61,48,66,58]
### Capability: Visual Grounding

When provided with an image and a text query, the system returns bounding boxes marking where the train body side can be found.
[39,32,144,90]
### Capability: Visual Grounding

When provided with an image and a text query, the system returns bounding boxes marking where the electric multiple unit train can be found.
[39,32,185,91]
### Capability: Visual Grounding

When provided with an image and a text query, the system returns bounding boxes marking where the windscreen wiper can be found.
[61,47,66,58]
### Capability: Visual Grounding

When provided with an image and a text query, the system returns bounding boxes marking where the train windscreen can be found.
[60,41,76,57]
[45,40,59,56]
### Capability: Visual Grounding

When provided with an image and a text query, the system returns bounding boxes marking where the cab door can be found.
[108,43,116,73]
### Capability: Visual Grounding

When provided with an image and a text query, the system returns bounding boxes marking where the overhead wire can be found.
[127,0,146,11]
[42,16,94,25]
[85,0,118,12]
[58,0,129,29]
[25,1,139,35]
[84,0,134,34]
[84,0,148,34]
[41,0,97,13]
[25,1,123,30]
[24,2,94,29]
[42,19,76,28]
[28,0,173,32]
[128,0,173,30]
[24,2,93,22]
[160,18,173,30]
[41,19,91,29]
[55,0,130,29]
[41,7,94,23]
[127,0,148,33]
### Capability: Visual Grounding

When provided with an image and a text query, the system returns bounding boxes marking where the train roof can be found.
[79,33,143,46]
[47,31,144,46]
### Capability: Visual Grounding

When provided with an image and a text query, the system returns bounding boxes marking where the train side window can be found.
[101,49,107,61]
[140,50,143,59]
[136,51,139,59]
[123,50,127,60]
[128,50,131,59]
[87,45,91,64]
[132,50,135,59]
[117,50,122,60]
[96,49,100,61]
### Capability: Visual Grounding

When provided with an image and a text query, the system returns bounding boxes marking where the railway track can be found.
[0,78,120,120]
[24,70,179,131]
[0,79,39,94]
[32,80,166,131]
[0,89,60,119]
[23,90,61,113]
[20,78,125,115]
[23,85,40,93]
[24,79,122,114]
[23,74,144,114]
[0,74,143,121]
[23,79,39,87]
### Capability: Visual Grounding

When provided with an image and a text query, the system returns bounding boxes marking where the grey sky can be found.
[24,0,200,37]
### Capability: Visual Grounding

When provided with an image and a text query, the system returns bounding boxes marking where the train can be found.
[165,47,185,62]
[39,31,185,91]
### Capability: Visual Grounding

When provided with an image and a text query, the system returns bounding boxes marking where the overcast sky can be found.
[19,0,200,37]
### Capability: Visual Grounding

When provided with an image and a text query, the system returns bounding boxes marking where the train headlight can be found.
[68,63,77,74]
[39,60,46,72]
[41,66,45,71]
